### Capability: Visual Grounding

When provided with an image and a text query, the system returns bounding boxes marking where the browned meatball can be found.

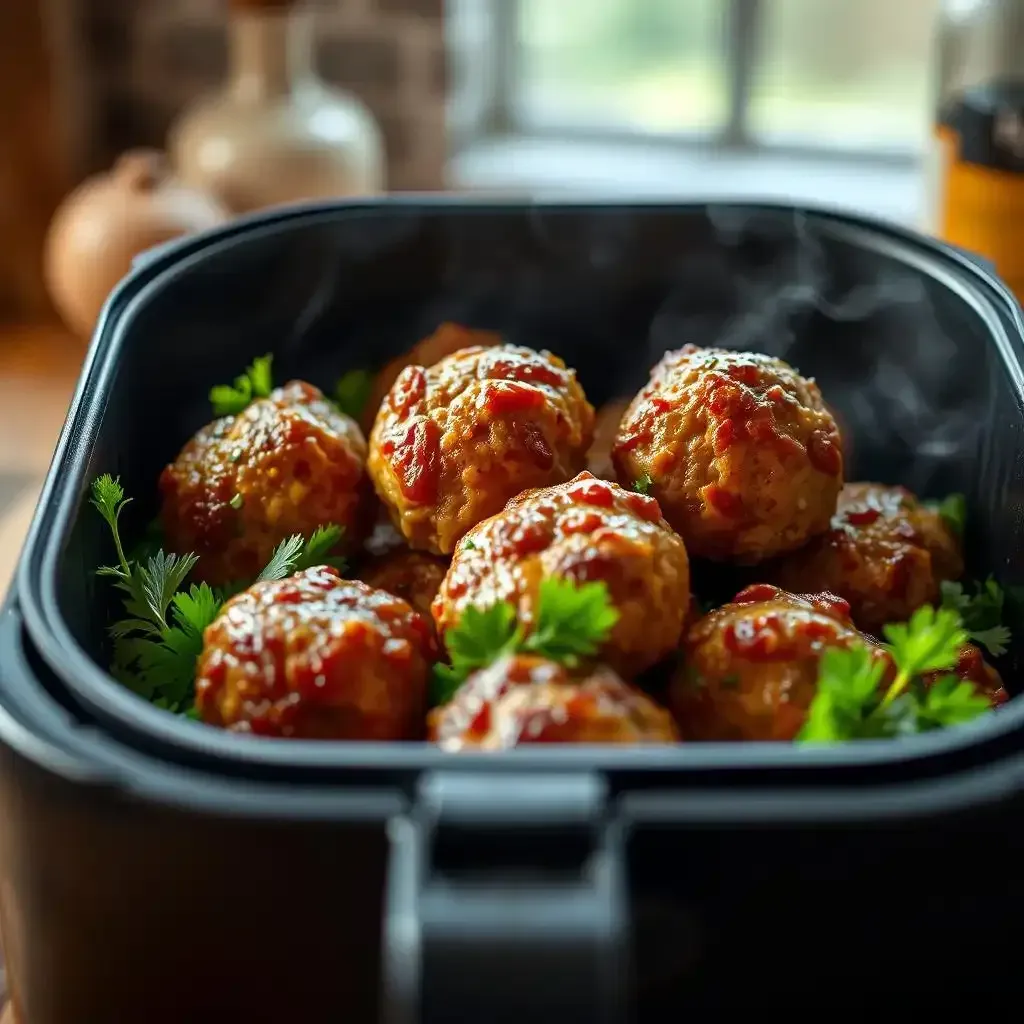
[433,472,691,675]
[195,566,435,739]
[359,548,449,622]
[670,583,893,742]
[612,345,843,563]
[362,322,502,432]
[772,482,964,636]
[369,343,595,555]
[428,654,679,749]
[587,397,630,480]
[160,380,369,587]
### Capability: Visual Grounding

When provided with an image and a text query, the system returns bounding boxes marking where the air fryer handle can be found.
[381,771,628,1024]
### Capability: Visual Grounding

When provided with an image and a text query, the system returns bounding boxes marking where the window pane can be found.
[515,0,728,134]
[750,0,938,151]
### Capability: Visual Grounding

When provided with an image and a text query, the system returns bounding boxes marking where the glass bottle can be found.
[924,0,1024,300]
[169,0,383,214]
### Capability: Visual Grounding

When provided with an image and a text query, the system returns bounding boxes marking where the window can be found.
[450,0,939,161]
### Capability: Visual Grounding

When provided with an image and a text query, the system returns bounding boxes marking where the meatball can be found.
[772,482,964,636]
[612,345,843,563]
[428,654,679,749]
[359,548,449,622]
[195,566,435,739]
[433,472,691,675]
[587,397,630,480]
[369,343,595,554]
[160,380,369,587]
[362,322,502,432]
[670,583,890,742]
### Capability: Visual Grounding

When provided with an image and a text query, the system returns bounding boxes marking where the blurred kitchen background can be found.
[0,0,992,588]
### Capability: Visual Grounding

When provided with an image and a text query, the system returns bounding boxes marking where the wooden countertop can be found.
[0,324,83,596]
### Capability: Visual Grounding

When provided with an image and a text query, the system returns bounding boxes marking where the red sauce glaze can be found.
[483,353,568,389]
[844,506,882,527]
[381,418,441,504]
[513,421,556,470]
[705,485,745,519]
[390,365,428,417]
[482,380,548,416]
[807,429,842,475]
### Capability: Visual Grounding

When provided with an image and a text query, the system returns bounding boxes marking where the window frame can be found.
[451,0,923,169]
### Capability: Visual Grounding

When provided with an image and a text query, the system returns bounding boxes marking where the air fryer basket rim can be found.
[15,197,1024,779]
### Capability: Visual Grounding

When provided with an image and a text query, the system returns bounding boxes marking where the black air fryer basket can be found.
[3,199,1024,1022]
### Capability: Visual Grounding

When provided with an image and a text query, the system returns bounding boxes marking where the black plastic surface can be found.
[5,199,1024,1019]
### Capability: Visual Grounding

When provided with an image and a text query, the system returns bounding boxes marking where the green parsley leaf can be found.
[333,368,374,421]
[933,492,966,540]
[799,603,990,745]
[90,474,131,571]
[209,354,274,416]
[431,579,619,706]
[256,524,347,584]
[520,579,620,667]
[940,577,1013,657]
[798,645,895,742]
[915,674,992,731]
[633,473,654,495]
[882,605,966,683]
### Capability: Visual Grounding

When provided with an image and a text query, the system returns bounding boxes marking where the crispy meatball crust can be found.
[195,566,435,739]
[433,471,691,675]
[612,345,843,563]
[368,343,595,555]
[160,380,369,587]
[363,322,502,432]
[670,583,891,742]
[772,482,964,636]
[359,548,449,622]
[428,654,679,749]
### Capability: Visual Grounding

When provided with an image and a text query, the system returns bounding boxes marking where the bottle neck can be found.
[227,9,316,101]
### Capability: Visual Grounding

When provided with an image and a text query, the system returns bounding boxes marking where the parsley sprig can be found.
[431,578,620,705]
[939,576,1022,658]
[799,605,989,742]
[209,354,274,416]
[333,368,374,421]
[92,475,347,714]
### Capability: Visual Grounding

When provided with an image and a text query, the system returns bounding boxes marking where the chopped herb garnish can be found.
[798,605,987,742]
[333,368,374,421]
[431,578,619,705]
[940,576,1014,657]
[256,524,347,582]
[633,473,654,495]
[92,474,218,714]
[229,493,244,510]
[209,354,274,416]
[92,475,346,715]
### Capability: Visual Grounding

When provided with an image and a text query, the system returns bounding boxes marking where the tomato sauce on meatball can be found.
[433,471,691,675]
[612,345,843,563]
[160,380,369,587]
[195,566,435,739]
[671,583,891,742]
[429,654,679,749]
[362,322,502,433]
[772,482,964,636]
[369,343,595,554]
